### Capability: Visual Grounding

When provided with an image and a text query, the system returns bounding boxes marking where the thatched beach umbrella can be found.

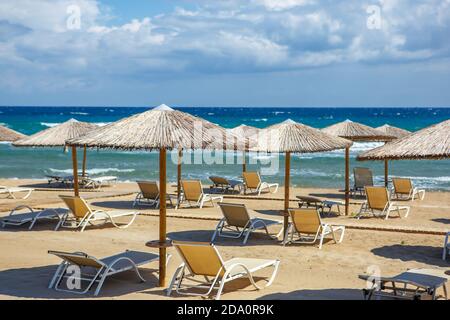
[230,124,259,173]
[254,119,352,232]
[66,104,242,287]
[13,119,98,177]
[358,119,450,161]
[376,124,411,139]
[0,125,26,142]
[322,119,396,187]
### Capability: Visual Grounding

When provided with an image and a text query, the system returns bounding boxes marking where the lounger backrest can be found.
[60,196,92,219]
[48,251,104,268]
[181,180,203,201]
[365,187,389,211]
[173,241,225,277]
[137,181,159,199]
[243,172,261,189]
[218,203,251,228]
[210,176,229,186]
[354,167,374,189]
[392,178,413,194]
[289,209,321,235]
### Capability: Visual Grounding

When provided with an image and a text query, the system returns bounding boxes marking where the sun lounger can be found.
[1,205,68,230]
[242,171,279,196]
[133,181,175,208]
[284,208,345,249]
[167,241,280,300]
[176,180,223,209]
[48,250,170,296]
[211,203,283,244]
[58,196,139,232]
[297,195,344,215]
[81,176,117,189]
[359,268,448,300]
[46,175,74,186]
[356,186,410,220]
[209,176,243,193]
[0,186,34,199]
[391,178,425,201]
[443,232,450,260]
[351,167,373,196]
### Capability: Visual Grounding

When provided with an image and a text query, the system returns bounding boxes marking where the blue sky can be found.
[1,0,450,107]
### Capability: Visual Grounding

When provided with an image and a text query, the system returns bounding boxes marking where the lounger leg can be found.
[48,262,67,289]
[283,223,292,246]
[243,228,252,245]
[443,234,449,260]
[167,264,185,296]
[211,220,225,243]
[265,261,280,287]
[318,230,325,249]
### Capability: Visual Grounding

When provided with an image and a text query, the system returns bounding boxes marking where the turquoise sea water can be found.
[1,106,449,190]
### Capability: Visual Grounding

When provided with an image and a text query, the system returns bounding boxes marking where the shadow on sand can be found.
[0,264,162,299]
[257,288,363,300]
[432,218,450,225]
[371,244,448,267]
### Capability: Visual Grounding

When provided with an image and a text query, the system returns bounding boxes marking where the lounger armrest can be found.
[8,205,34,216]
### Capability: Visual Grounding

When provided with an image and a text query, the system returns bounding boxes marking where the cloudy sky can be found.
[1,0,450,107]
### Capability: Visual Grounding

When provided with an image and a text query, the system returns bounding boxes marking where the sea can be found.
[1,106,449,190]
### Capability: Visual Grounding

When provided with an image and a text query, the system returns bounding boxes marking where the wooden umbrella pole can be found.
[177,149,182,203]
[345,147,350,216]
[384,159,389,188]
[159,148,167,287]
[284,152,291,237]
[82,145,87,177]
[71,146,79,197]
[242,150,246,173]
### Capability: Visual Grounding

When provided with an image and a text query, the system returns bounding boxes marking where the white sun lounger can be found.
[48,250,171,296]
[0,186,34,199]
[45,175,74,186]
[167,241,280,300]
[1,205,68,230]
[81,176,117,189]
[360,268,448,300]
[212,203,283,244]
[58,196,139,232]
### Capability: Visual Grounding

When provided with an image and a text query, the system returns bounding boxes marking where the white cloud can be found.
[0,0,449,92]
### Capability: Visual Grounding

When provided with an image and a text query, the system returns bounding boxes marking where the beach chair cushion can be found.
[182,180,203,201]
[175,241,225,277]
[243,172,261,189]
[290,208,321,234]
[60,196,91,219]
[392,178,413,194]
[365,187,389,211]
[219,203,251,228]
[137,181,159,199]
[353,168,373,189]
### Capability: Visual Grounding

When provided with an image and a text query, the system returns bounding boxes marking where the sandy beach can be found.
[1,179,449,300]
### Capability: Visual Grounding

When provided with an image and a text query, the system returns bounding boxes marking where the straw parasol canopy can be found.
[256,119,352,153]
[13,119,98,147]
[68,105,240,151]
[322,119,394,142]
[358,119,450,161]
[0,125,26,142]
[253,119,353,230]
[375,124,411,139]
[66,104,244,288]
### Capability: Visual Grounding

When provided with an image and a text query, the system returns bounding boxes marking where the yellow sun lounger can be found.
[242,171,279,196]
[58,196,139,232]
[167,241,280,300]
[133,181,175,208]
[357,186,410,220]
[391,178,425,201]
[284,208,345,249]
[177,180,223,209]
[212,203,283,244]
